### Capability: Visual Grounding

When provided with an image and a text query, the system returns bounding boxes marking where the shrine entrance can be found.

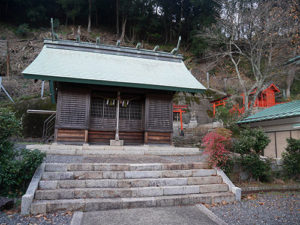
[90,91,145,145]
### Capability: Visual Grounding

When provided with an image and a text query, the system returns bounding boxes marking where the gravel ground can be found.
[45,154,207,164]
[0,211,72,225]
[211,192,300,225]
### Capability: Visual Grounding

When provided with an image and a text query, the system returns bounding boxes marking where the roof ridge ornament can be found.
[136,42,142,50]
[43,39,184,61]
[171,36,181,55]
[96,37,100,45]
[76,25,81,42]
[153,45,159,51]
[50,18,59,41]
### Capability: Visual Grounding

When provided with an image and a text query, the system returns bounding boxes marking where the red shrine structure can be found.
[173,104,187,134]
[211,83,281,116]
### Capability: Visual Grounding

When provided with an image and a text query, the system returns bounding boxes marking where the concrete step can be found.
[31,192,235,214]
[39,176,223,190]
[35,184,229,200]
[41,169,217,180]
[44,162,210,172]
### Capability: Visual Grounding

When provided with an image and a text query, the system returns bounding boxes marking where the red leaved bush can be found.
[202,128,232,167]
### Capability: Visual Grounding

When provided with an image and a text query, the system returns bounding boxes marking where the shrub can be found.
[238,154,272,182]
[215,103,240,136]
[15,24,30,37]
[0,108,46,197]
[232,127,272,182]
[202,128,232,167]
[220,157,234,176]
[0,148,46,196]
[0,108,22,143]
[233,128,270,155]
[282,138,300,179]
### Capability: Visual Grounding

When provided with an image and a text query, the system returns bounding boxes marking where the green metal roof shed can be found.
[22,40,206,93]
[238,100,300,124]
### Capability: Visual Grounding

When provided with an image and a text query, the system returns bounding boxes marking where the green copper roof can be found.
[238,100,300,124]
[22,40,206,93]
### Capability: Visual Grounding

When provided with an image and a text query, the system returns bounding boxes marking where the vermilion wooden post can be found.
[173,105,187,136]
[179,109,184,136]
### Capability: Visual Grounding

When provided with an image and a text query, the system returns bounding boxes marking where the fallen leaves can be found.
[243,194,257,200]
[4,209,18,215]
[64,211,73,216]
[204,203,211,208]
[34,214,43,218]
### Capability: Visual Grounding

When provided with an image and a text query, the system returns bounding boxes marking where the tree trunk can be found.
[5,1,9,18]
[116,0,119,35]
[87,0,92,33]
[65,16,68,26]
[244,93,249,113]
[286,68,295,99]
[285,47,297,99]
[95,7,98,27]
[164,20,168,44]
[120,17,127,42]
[131,27,135,43]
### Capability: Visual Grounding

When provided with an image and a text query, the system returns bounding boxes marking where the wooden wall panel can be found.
[90,118,116,131]
[119,119,143,131]
[147,132,171,144]
[145,94,173,132]
[88,130,144,145]
[56,88,90,129]
[119,132,144,145]
[88,130,115,145]
[57,129,85,143]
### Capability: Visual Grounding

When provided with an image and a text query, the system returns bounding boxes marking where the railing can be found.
[42,113,56,143]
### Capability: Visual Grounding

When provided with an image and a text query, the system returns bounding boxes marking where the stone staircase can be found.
[30,162,236,214]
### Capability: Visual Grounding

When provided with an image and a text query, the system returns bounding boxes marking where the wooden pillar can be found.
[54,128,58,142]
[84,129,88,143]
[115,91,120,141]
[144,131,148,144]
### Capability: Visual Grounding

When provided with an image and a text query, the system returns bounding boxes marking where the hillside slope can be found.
[0,24,217,102]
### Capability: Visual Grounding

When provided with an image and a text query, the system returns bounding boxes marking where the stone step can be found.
[44,162,210,172]
[41,169,216,180]
[26,144,202,156]
[39,176,223,190]
[31,192,235,214]
[35,184,229,200]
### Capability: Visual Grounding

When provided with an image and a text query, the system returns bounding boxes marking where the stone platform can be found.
[26,144,202,156]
